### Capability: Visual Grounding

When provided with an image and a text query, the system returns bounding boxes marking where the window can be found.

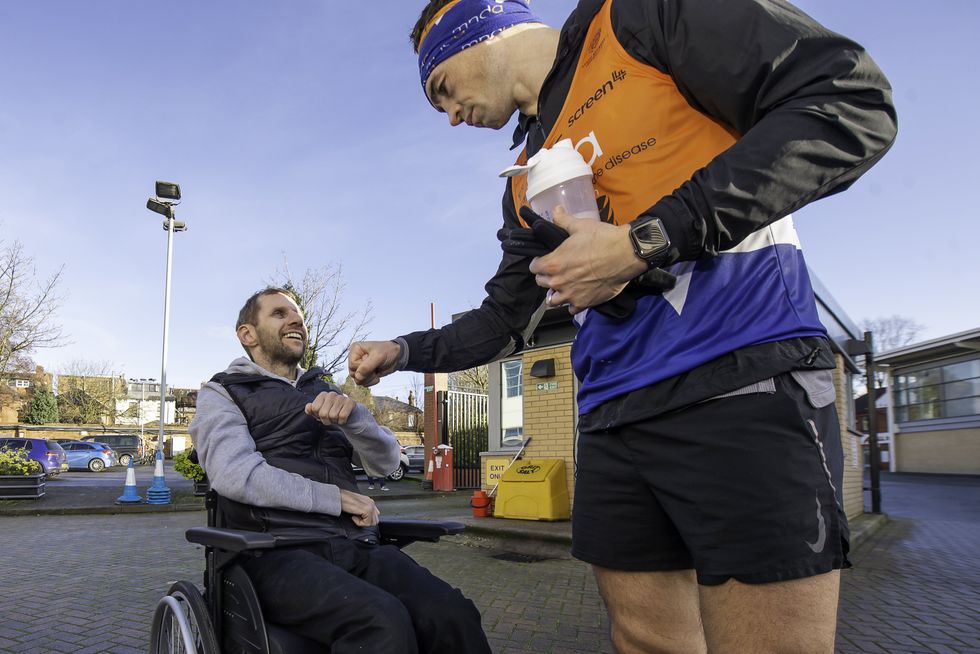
[503,427,524,447]
[6,379,29,388]
[496,358,524,450]
[503,361,523,399]
[0,439,27,450]
[894,357,980,423]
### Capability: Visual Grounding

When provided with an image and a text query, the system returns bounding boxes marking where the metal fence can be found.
[441,390,488,490]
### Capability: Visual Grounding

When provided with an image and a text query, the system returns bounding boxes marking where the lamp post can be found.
[845,332,882,514]
[145,181,186,458]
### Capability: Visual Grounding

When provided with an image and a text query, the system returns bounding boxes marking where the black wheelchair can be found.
[149,491,464,654]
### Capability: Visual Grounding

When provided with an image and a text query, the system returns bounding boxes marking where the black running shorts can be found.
[571,372,851,585]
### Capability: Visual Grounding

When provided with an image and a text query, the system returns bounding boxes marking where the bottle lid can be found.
[499,139,593,201]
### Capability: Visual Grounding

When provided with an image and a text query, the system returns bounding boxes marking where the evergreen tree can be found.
[23,386,59,424]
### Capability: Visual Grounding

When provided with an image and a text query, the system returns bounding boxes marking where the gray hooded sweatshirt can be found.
[188,357,400,518]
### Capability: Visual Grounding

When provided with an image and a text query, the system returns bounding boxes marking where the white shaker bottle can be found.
[500,139,600,324]
[500,138,600,222]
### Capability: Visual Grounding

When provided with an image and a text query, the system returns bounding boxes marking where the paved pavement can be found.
[0,469,977,653]
[836,473,980,654]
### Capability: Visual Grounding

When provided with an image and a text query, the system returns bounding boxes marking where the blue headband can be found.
[418,0,540,93]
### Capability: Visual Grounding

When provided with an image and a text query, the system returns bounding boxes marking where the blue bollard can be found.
[145,449,172,505]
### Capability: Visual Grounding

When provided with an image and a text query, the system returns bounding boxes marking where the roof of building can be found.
[877,327,980,368]
[374,396,420,413]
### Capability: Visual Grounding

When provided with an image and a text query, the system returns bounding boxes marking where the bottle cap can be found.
[499,139,593,201]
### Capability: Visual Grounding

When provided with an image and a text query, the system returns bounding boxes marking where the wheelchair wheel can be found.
[149,580,219,654]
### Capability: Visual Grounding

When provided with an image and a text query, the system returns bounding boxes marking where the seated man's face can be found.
[252,293,309,368]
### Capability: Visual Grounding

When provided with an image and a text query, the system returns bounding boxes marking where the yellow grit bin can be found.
[494,459,570,521]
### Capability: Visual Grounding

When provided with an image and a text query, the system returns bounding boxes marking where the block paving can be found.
[0,472,977,653]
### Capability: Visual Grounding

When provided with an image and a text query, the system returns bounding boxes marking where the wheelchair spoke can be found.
[150,581,219,654]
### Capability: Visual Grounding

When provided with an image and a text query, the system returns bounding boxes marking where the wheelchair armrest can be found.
[378,519,465,546]
[187,520,464,553]
[187,526,341,552]
[186,527,279,552]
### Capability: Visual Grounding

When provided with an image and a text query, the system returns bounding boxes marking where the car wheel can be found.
[88,458,106,472]
[119,454,133,466]
[387,464,407,482]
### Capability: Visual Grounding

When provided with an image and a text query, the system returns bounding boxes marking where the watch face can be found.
[632,218,669,258]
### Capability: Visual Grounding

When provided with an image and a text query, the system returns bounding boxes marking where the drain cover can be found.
[490,552,553,563]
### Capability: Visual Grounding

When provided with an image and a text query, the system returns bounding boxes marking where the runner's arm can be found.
[611,0,897,260]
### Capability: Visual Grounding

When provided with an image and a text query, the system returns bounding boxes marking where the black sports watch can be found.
[628,215,672,269]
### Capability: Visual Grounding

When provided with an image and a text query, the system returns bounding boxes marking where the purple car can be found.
[0,437,69,477]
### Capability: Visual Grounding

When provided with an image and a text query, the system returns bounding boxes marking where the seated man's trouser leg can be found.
[241,538,491,654]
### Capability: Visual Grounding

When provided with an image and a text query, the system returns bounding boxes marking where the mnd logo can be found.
[567,70,627,128]
[453,1,510,51]
[453,0,505,37]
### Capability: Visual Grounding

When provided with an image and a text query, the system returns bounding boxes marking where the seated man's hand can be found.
[305,392,356,425]
[340,490,380,527]
[348,340,401,387]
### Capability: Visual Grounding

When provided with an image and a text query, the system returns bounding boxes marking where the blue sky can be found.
[2,1,977,399]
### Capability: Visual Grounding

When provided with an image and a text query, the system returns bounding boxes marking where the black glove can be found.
[497,207,677,320]
[497,206,570,257]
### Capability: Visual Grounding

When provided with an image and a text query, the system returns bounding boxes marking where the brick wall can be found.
[520,345,578,502]
[423,373,448,468]
[833,356,866,521]
[0,424,190,446]
[392,430,423,447]
[895,428,980,474]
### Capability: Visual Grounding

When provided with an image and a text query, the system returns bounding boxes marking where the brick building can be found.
[877,327,980,475]
[0,366,53,423]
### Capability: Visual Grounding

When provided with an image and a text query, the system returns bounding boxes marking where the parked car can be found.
[0,437,68,477]
[403,445,426,472]
[351,449,411,481]
[81,434,148,466]
[62,441,117,472]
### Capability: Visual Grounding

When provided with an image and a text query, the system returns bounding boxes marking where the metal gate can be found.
[440,390,488,490]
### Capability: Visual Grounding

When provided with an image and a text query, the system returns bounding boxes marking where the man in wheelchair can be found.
[186,287,491,653]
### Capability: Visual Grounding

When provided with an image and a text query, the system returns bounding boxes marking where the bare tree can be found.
[856,314,926,391]
[0,239,65,374]
[55,360,123,425]
[449,365,489,394]
[272,259,373,376]
[405,374,425,409]
[861,315,926,353]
